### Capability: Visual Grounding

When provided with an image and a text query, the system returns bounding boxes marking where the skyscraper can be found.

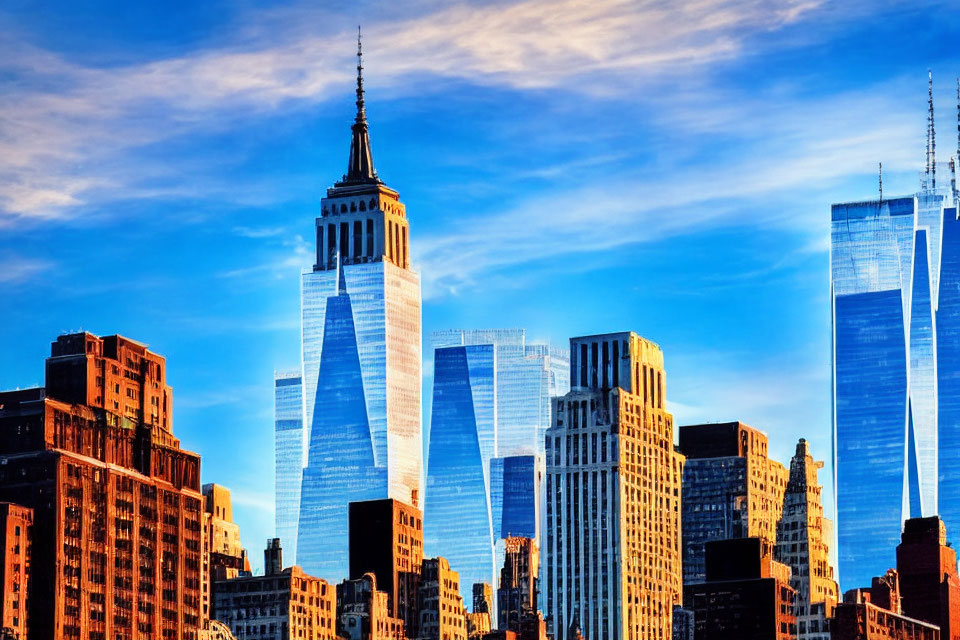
[832,76,960,592]
[274,370,303,562]
[425,330,567,605]
[425,343,498,606]
[348,499,424,638]
[430,329,569,458]
[896,516,960,640]
[678,421,787,585]
[0,332,204,640]
[775,439,838,640]
[297,34,422,581]
[544,332,684,640]
[201,483,247,620]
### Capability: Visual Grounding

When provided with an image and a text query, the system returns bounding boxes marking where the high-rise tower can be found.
[297,32,422,581]
[544,332,684,640]
[831,74,960,591]
[776,439,838,640]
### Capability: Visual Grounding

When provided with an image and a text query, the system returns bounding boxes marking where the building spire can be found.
[928,69,936,190]
[879,162,883,207]
[341,25,380,185]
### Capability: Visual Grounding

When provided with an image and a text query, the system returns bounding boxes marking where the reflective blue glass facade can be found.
[424,345,497,607]
[426,330,563,606]
[274,371,303,563]
[938,206,960,550]
[830,190,960,591]
[498,455,539,540]
[431,329,570,458]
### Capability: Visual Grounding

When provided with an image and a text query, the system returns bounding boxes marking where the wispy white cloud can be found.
[229,488,275,514]
[233,225,289,239]
[0,254,53,284]
[414,74,928,298]
[218,234,311,279]
[0,0,834,222]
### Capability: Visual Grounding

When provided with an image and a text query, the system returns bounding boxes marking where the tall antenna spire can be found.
[340,25,380,186]
[355,25,366,125]
[928,69,936,190]
[879,162,883,207]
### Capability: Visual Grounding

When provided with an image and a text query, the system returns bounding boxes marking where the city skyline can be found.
[4,1,960,573]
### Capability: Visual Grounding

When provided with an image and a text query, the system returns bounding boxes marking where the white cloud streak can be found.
[0,0,828,222]
[0,254,53,284]
[413,74,926,297]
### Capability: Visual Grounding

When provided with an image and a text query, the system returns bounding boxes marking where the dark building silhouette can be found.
[473,583,492,616]
[0,333,203,640]
[897,517,960,640]
[833,570,939,640]
[264,538,283,577]
[349,499,423,637]
[497,537,537,632]
[0,503,32,640]
[684,537,796,640]
[495,537,545,640]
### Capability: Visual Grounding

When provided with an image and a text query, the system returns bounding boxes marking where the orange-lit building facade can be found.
[0,502,32,639]
[349,499,423,637]
[419,557,466,640]
[0,333,204,640]
[897,517,960,640]
[202,483,246,620]
[545,332,685,640]
[215,562,336,640]
[337,573,405,640]
[777,439,838,640]
[834,570,940,640]
[678,421,788,584]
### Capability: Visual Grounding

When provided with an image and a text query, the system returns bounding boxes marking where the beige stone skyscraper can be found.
[776,439,838,640]
[544,332,684,640]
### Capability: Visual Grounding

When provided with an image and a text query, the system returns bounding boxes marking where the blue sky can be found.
[1,0,959,573]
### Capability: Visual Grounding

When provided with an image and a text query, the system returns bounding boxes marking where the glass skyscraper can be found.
[425,329,568,605]
[295,44,422,582]
[831,170,960,590]
[274,370,303,563]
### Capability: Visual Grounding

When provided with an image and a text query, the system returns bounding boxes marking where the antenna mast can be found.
[879,162,883,208]
[928,70,936,190]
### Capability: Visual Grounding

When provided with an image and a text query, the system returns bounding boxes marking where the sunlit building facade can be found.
[544,332,684,640]
[831,172,960,590]
[297,45,422,581]
[776,439,838,640]
[274,370,303,564]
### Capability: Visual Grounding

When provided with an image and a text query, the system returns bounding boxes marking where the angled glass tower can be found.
[425,344,498,607]
[831,156,960,591]
[297,38,422,581]
[274,370,303,563]
[425,329,567,605]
